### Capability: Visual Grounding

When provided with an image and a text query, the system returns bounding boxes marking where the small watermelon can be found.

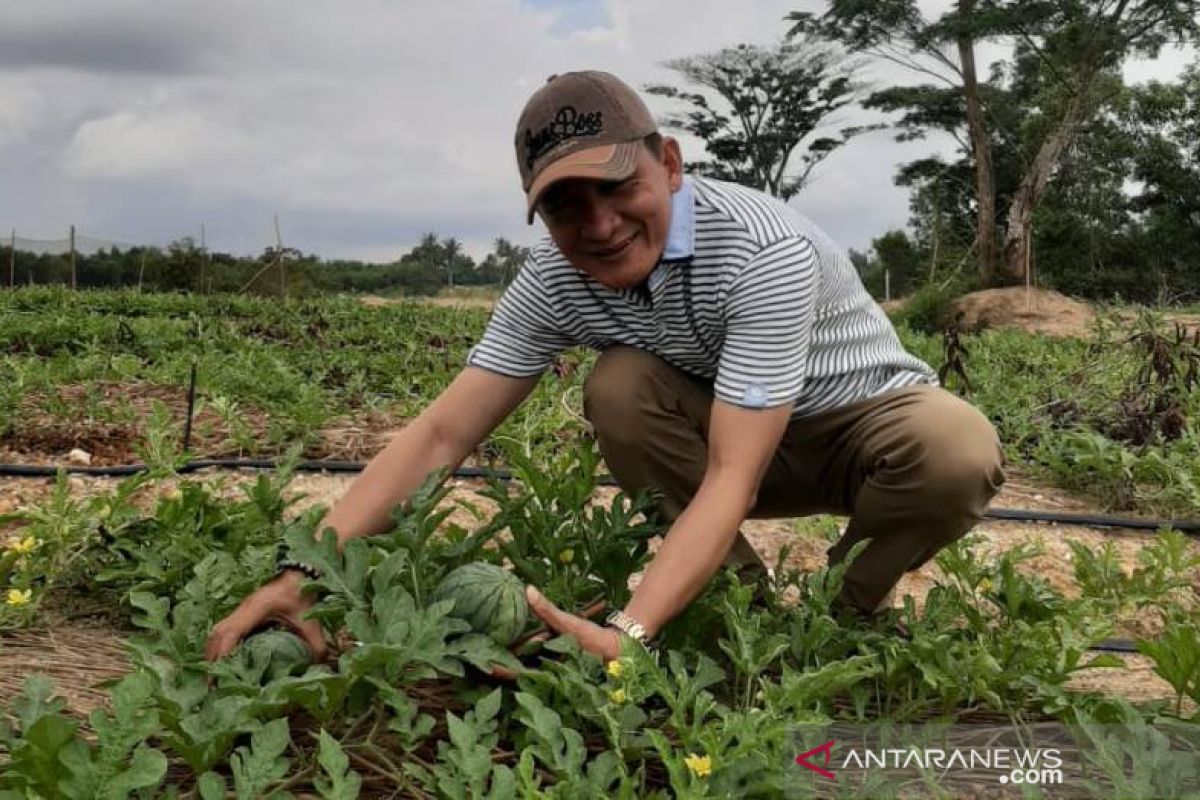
[429,562,529,645]
[239,629,313,683]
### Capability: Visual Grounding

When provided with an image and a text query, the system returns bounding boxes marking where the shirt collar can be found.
[660,175,695,262]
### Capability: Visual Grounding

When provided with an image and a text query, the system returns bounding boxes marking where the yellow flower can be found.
[6,588,32,607]
[978,578,994,593]
[608,688,626,704]
[684,753,712,778]
[606,659,625,679]
[9,536,37,555]
[558,548,574,564]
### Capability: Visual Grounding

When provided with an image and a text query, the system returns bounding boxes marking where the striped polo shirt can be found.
[468,175,936,418]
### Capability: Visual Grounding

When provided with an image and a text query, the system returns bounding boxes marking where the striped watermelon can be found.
[429,562,529,645]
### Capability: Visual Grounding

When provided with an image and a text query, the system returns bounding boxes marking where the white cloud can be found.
[0,0,1193,262]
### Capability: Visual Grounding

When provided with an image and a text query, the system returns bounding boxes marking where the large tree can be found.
[643,37,874,201]
[792,0,1200,286]
[790,1,1002,282]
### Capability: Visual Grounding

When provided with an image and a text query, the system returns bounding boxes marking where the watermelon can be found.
[429,562,529,645]
[239,629,313,683]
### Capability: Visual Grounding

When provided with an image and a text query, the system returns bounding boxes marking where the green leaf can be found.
[230,718,292,799]
[314,729,362,799]
[10,674,68,733]
[100,746,168,800]
[513,692,587,776]
[197,771,227,800]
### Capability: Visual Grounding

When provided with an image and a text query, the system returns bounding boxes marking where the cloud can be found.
[0,0,1193,264]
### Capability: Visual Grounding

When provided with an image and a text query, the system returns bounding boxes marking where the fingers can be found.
[283,615,328,662]
[525,586,592,638]
[204,604,260,662]
[204,574,317,662]
[489,663,521,682]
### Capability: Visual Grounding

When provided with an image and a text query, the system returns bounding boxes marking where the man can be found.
[206,71,1005,664]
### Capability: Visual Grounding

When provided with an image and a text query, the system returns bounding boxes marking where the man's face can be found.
[536,138,683,290]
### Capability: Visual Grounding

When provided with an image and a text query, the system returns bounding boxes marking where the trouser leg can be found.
[583,347,1007,611]
[581,346,760,566]
[774,385,1008,614]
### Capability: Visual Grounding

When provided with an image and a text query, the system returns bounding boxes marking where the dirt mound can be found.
[952,287,1096,338]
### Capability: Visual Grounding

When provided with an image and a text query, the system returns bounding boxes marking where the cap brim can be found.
[525,141,641,224]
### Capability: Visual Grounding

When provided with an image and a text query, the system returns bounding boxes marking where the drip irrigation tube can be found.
[0,457,1166,655]
[1,457,1197,534]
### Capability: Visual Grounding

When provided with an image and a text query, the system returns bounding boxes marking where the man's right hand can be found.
[204,570,327,662]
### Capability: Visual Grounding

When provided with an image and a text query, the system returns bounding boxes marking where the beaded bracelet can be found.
[274,542,321,581]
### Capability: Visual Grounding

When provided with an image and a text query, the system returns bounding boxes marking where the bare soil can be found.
[0,381,405,466]
[951,287,1097,339]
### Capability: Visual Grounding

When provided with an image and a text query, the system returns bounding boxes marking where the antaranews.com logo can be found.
[795,739,1064,787]
[788,721,1199,799]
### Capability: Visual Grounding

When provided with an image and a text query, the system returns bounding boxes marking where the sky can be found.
[1,0,1194,263]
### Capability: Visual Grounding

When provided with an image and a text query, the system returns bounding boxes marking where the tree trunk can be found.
[1001,92,1087,285]
[956,5,998,286]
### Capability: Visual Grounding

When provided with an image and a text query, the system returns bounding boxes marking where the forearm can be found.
[320,416,468,548]
[623,475,753,637]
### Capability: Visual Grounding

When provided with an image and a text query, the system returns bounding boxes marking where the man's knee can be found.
[583,347,675,442]
[915,397,1006,523]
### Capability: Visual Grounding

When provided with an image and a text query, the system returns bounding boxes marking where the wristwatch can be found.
[605,609,653,649]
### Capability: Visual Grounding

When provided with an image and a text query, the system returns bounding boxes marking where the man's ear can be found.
[663,136,684,191]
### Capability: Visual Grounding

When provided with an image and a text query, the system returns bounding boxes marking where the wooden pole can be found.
[8,229,14,288]
[69,224,77,290]
[273,214,285,296]
[884,268,891,302]
[138,250,146,292]
[200,223,207,294]
[1024,225,1033,312]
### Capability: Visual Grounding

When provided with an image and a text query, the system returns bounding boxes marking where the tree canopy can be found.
[645,38,876,200]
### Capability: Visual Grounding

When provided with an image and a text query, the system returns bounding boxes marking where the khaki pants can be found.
[582,346,1006,615]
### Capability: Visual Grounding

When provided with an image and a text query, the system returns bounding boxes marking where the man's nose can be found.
[578,194,620,240]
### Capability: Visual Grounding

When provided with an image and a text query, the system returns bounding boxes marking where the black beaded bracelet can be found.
[275,542,321,581]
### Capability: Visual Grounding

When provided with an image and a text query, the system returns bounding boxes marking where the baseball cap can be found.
[515,70,658,223]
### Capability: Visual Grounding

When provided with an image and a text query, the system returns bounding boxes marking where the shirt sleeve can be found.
[467,257,574,377]
[715,235,820,409]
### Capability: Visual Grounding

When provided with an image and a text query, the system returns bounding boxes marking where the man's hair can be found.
[643,132,664,157]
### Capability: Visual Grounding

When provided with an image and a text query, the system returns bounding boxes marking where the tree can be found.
[791,1,1006,283]
[792,0,1200,286]
[442,237,462,290]
[994,1,1199,284]
[489,237,529,286]
[644,38,875,201]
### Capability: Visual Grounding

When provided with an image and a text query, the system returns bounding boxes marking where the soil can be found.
[1,464,1196,719]
[950,287,1097,339]
[0,381,405,466]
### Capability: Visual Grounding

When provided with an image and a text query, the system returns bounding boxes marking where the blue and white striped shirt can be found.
[468,175,935,418]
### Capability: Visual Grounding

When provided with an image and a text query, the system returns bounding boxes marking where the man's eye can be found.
[598,180,627,196]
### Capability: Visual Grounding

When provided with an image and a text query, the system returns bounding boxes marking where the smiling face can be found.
[535,137,683,290]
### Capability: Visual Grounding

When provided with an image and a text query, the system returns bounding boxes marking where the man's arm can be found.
[205,366,537,661]
[320,366,540,547]
[622,398,793,637]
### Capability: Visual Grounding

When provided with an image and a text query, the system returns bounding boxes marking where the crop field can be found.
[0,286,1198,797]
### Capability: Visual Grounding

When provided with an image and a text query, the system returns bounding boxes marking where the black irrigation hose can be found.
[0,457,1168,655]
[2,457,1198,534]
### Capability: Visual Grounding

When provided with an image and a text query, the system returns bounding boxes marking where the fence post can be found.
[274,214,285,295]
[69,224,77,290]
[8,229,14,288]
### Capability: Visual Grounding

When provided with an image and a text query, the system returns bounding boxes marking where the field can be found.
[0,286,1198,798]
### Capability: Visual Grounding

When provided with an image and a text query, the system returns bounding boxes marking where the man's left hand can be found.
[525,585,622,662]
